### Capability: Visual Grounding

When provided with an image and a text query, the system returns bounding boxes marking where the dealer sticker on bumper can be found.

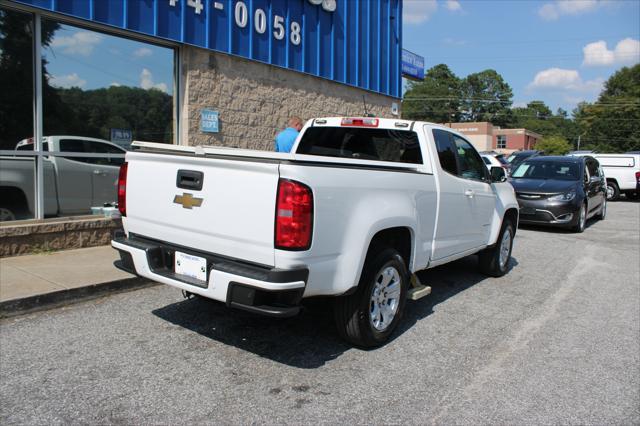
[175,251,207,282]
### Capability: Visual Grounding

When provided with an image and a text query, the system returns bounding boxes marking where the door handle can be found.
[93,170,106,176]
[464,189,475,198]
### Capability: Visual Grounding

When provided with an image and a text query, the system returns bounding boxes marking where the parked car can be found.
[510,156,606,232]
[481,152,511,175]
[0,136,126,221]
[569,153,640,200]
[112,117,519,347]
[507,150,544,169]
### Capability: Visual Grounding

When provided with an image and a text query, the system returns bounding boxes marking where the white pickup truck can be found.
[112,117,519,347]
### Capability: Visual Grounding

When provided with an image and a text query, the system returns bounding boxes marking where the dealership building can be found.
[0,0,404,233]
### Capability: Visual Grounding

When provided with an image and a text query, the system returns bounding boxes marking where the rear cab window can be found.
[296,127,423,165]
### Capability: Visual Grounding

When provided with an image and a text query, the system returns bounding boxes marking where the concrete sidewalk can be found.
[0,246,153,317]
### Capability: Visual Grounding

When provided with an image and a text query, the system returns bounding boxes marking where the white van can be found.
[571,153,640,200]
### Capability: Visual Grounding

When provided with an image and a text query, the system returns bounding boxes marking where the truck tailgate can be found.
[124,151,279,267]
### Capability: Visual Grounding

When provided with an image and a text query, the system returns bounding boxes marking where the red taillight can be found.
[341,117,379,127]
[118,162,128,216]
[275,179,313,250]
[636,171,640,183]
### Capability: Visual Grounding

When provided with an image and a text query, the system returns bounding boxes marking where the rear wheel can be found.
[478,220,514,277]
[606,181,620,201]
[334,248,409,348]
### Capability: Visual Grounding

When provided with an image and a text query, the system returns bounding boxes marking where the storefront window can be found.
[0,8,35,221]
[0,8,176,222]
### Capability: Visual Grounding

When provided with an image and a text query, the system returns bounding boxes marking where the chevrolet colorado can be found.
[112,117,519,346]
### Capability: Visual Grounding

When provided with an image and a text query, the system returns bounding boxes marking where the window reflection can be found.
[0,8,35,220]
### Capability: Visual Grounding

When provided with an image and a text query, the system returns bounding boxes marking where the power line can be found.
[402,97,640,107]
[416,34,640,47]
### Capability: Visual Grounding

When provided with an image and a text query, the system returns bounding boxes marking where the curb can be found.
[0,277,159,319]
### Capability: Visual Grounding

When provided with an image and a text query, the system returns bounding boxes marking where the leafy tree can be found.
[536,135,572,155]
[0,10,61,149]
[574,64,640,152]
[460,69,514,127]
[510,100,579,144]
[402,64,463,122]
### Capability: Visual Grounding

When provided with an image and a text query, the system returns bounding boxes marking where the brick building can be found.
[446,122,542,154]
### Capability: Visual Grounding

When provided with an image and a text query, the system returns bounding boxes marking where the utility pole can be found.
[577,135,581,151]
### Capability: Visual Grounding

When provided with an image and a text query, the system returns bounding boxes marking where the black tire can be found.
[0,189,30,221]
[478,220,514,277]
[606,181,620,201]
[0,207,17,222]
[334,248,409,348]
[572,203,587,233]
[596,198,607,220]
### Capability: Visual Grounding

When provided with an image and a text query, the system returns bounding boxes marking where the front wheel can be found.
[334,248,409,348]
[0,207,17,222]
[596,198,606,220]
[478,220,514,277]
[572,203,587,233]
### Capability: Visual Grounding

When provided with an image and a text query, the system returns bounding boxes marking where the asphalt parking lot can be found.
[1,201,639,425]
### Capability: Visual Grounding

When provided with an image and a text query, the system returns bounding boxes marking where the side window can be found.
[432,129,458,175]
[452,135,488,182]
[482,157,491,165]
[586,159,599,177]
[59,139,92,164]
[60,140,124,166]
[60,139,86,153]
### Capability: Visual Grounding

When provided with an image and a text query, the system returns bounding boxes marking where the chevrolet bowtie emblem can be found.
[173,193,203,209]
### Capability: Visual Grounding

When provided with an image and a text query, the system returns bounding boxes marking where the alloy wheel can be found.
[579,204,586,231]
[369,266,402,332]
[498,228,512,270]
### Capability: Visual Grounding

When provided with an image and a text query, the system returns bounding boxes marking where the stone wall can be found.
[0,216,122,257]
[181,46,399,149]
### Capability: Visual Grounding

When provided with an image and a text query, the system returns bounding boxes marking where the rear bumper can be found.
[111,235,308,317]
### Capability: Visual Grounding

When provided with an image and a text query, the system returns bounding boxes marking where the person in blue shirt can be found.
[275,116,303,152]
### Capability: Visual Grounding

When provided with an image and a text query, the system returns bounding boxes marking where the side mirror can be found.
[490,166,507,183]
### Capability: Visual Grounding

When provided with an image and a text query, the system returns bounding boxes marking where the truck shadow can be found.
[152,255,517,369]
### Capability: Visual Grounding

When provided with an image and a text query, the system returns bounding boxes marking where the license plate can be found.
[174,251,207,282]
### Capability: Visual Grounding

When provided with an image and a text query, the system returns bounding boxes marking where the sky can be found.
[44,23,174,95]
[402,0,640,114]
